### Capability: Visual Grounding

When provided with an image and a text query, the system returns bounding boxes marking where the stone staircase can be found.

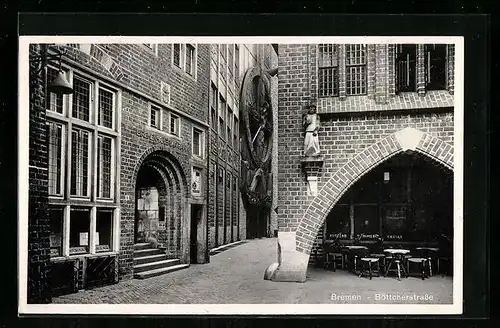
[133,243,189,279]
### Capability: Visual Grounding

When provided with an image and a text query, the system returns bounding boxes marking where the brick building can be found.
[27,42,277,303]
[266,43,455,282]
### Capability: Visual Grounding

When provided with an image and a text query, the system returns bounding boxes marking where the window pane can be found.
[48,122,63,195]
[382,205,408,241]
[150,107,160,129]
[345,45,367,96]
[70,129,90,197]
[69,208,90,254]
[97,136,112,198]
[426,44,447,90]
[47,68,64,113]
[72,77,91,122]
[49,207,63,257]
[318,67,338,97]
[96,210,113,252]
[173,44,181,67]
[193,129,202,156]
[185,44,194,75]
[170,115,179,135]
[98,88,114,128]
[354,205,379,239]
[325,204,350,240]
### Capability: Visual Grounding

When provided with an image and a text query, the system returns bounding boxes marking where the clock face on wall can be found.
[240,66,273,207]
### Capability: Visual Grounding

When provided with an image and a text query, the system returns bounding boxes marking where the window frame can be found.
[318,44,340,98]
[185,44,196,76]
[345,44,368,96]
[149,104,162,130]
[395,44,418,93]
[192,126,205,159]
[424,44,447,91]
[96,134,115,200]
[169,112,180,137]
[70,126,92,199]
[45,64,121,258]
[47,121,66,198]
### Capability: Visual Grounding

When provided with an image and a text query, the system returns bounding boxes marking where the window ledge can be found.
[50,251,119,262]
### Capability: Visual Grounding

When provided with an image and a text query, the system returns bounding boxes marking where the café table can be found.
[343,246,369,273]
[383,249,410,280]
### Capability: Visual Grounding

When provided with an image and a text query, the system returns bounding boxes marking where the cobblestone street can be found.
[53,238,453,304]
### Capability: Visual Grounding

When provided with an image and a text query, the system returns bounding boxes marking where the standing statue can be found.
[303,104,321,157]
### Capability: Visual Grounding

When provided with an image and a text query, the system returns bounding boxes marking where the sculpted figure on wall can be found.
[303,104,321,157]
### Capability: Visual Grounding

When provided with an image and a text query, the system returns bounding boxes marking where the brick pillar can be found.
[28,44,52,303]
[387,44,396,97]
[308,44,318,105]
[416,44,426,96]
[366,44,376,99]
[375,44,388,104]
[338,45,346,99]
[447,44,455,95]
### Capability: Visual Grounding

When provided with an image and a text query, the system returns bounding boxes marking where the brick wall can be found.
[28,44,52,303]
[278,44,455,260]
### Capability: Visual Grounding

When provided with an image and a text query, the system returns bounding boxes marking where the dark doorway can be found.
[190,204,203,263]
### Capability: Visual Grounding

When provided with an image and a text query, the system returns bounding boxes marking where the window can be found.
[210,84,218,130]
[193,127,204,158]
[233,176,237,192]
[185,44,195,76]
[47,122,64,196]
[325,204,350,240]
[396,44,417,93]
[233,117,239,151]
[345,44,367,95]
[227,108,233,147]
[425,44,447,91]
[49,207,63,257]
[228,45,234,78]
[220,44,227,59]
[143,43,157,53]
[72,76,92,122]
[150,105,160,129]
[170,113,180,136]
[69,208,90,254]
[318,44,339,97]
[45,68,120,258]
[96,209,113,252]
[97,135,113,199]
[47,67,64,114]
[235,45,240,82]
[173,44,181,67]
[70,128,90,197]
[219,96,226,139]
[98,88,114,128]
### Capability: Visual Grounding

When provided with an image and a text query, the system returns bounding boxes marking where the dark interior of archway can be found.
[135,164,168,244]
[324,151,453,245]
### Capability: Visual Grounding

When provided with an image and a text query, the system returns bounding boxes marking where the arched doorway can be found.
[323,151,453,246]
[133,150,188,260]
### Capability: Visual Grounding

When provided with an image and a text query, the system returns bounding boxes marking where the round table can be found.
[384,249,410,254]
[415,247,439,252]
[383,249,410,280]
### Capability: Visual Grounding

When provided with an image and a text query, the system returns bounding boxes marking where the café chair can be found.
[369,238,386,273]
[323,241,344,272]
[356,248,381,280]
[406,248,429,280]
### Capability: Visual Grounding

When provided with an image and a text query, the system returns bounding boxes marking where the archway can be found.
[133,149,188,260]
[266,127,454,282]
[296,128,454,255]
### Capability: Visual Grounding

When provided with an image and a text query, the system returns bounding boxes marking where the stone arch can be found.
[132,146,190,259]
[295,127,454,254]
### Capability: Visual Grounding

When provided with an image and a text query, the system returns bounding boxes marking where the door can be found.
[190,204,202,263]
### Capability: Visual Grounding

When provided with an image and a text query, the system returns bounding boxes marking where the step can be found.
[134,243,153,250]
[134,264,190,279]
[209,240,247,255]
[133,253,168,266]
[134,258,181,273]
[133,248,163,257]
